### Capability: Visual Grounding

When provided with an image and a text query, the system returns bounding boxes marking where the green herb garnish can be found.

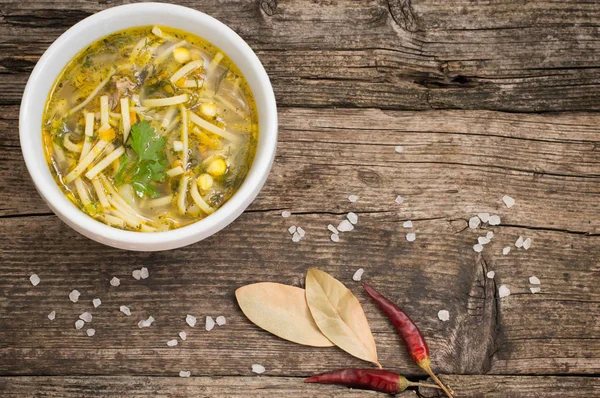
[115,121,167,198]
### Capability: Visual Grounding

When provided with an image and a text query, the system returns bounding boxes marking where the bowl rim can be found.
[19,2,278,250]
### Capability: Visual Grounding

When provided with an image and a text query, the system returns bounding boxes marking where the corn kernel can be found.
[200,102,217,118]
[173,47,191,63]
[207,158,227,176]
[99,128,115,141]
[130,111,137,124]
[197,174,213,191]
[173,159,183,168]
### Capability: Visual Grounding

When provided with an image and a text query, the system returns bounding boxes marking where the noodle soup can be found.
[42,26,258,232]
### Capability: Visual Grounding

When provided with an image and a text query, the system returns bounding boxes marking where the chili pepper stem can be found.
[417,358,454,398]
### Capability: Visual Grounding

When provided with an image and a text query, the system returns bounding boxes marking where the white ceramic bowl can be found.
[20,3,277,251]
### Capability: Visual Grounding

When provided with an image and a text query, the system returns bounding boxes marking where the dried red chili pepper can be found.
[305,368,440,395]
[362,283,454,398]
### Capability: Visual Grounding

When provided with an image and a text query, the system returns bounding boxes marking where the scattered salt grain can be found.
[138,316,155,328]
[205,316,215,331]
[502,247,511,255]
[216,316,226,326]
[132,270,142,280]
[186,314,197,327]
[75,320,84,329]
[252,364,266,374]
[478,213,490,223]
[69,290,80,303]
[403,220,413,228]
[352,268,364,282]
[529,276,541,285]
[499,285,511,298]
[110,277,120,287]
[297,227,306,238]
[395,195,404,205]
[394,145,404,153]
[281,211,291,218]
[167,339,178,347]
[328,224,339,234]
[288,225,296,235]
[337,219,354,232]
[179,331,187,340]
[469,216,481,229]
[478,236,490,245]
[79,312,92,323]
[330,234,340,242]
[530,287,541,294]
[515,236,524,248]
[488,215,501,226]
[348,195,359,203]
[120,306,131,316]
[347,212,358,225]
[406,233,416,242]
[292,232,302,242]
[140,267,149,279]
[473,243,483,253]
[179,370,191,378]
[486,231,494,240]
[86,328,95,337]
[523,238,532,250]
[502,195,515,208]
[92,298,101,308]
[48,311,56,321]
[437,310,450,322]
[486,271,495,279]
[29,274,40,286]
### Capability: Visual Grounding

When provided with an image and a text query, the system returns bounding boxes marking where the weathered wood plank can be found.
[0,0,599,111]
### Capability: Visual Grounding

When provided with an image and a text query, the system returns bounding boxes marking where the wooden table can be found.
[1,1,599,396]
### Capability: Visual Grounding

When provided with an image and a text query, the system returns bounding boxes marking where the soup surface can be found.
[43,26,258,232]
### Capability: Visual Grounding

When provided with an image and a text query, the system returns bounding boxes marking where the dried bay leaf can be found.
[305,268,381,367]
[236,282,334,347]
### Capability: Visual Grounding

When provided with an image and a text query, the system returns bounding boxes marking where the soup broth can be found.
[42,26,258,232]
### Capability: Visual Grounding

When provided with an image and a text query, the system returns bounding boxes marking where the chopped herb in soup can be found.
[42,26,258,232]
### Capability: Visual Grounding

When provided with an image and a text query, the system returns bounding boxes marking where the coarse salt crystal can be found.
[132,270,142,280]
[140,267,149,279]
[473,243,483,253]
[469,216,481,229]
[515,236,524,248]
[529,276,541,285]
[502,195,515,208]
[488,215,501,226]
[523,238,532,250]
[478,213,490,223]
[179,331,187,340]
[86,328,95,337]
[75,320,84,329]
[347,212,358,225]
[281,211,291,218]
[395,195,404,205]
[79,312,92,323]
[120,306,131,316]
[30,274,40,286]
[205,316,215,331]
[292,231,302,242]
[337,220,354,232]
[530,287,541,294]
[69,290,80,303]
[395,145,404,153]
[330,234,340,242]
[478,236,490,245]
[167,339,178,347]
[499,285,511,298]
[328,224,339,234]
[179,370,191,378]
[138,316,155,328]
[288,225,297,235]
[92,298,101,308]
[403,220,413,228]
[252,364,266,374]
[502,247,511,255]
[216,316,226,326]
[48,311,56,320]
[437,310,450,322]
[486,231,494,240]
[186,314,197,327]
[110,277,120,287]
[487,271,495,279]
[297,227,306,238]
[406,233,416,242]
[348,195,359,203]
[352,268,364,282]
